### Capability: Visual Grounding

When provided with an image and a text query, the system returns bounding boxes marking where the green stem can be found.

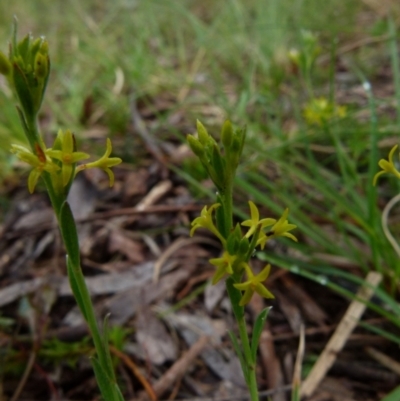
[237,313,259,401]
[67,255,115,378]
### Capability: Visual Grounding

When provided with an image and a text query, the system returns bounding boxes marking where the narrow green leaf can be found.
[114,383,126,401]
[66,256,88,322]
[388,15,400,127]
[264,254,400,334]
[227,330,248,383]
[60,201,80,268]
[91,357,117,401]
[250,307,271,363]
[15,106,35,147]
[358,321,400,346]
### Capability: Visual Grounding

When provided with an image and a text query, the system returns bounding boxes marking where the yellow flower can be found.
[373,145,400,185]
[11,143,59,193]
[234,263,274,306]
[257,208,297,249]
[46,129,90,186]
[241,201,276,238]
[76,138,122,186]
[209,251,237,284]
[303,97,346,126]
[190,203,225,243]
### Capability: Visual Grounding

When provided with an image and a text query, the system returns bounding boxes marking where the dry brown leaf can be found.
[136,307,177,365]
[108,229,145,263]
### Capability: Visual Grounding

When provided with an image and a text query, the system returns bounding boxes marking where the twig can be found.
[301,271,382,397]
[10,349,36,401]
[152,335,209,398]
[153,236,220,282]
[365,346,400,377]
[110,345,157,401]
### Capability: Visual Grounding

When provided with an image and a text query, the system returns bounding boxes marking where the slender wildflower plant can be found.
[187,120,298,401]
[1,20,124,401]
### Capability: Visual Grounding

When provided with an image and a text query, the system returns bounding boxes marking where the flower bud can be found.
[17,34,31,61]
[221,120,233,149]
[196,120,209,145]
[34,52,48,79]
[39,39,49,55]
[187,134,205,158]
[6,23,51,120]
[211,143,225,178]
[0,51,11,75]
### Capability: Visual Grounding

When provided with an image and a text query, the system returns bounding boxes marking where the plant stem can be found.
[237,313,259,401]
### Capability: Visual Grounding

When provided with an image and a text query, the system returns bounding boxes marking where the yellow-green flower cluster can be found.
[303,97,346,126]
[373,145,400,185]
[11,130,122,193]
[191,200,297,305]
